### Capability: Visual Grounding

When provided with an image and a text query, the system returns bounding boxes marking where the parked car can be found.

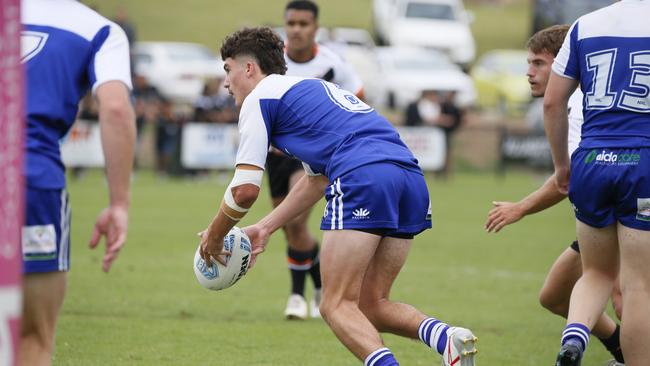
[531,0,614,34]
[471,49,531,114]
[375,46,476,110]
[132,41,224,103]
[373,0,476,67]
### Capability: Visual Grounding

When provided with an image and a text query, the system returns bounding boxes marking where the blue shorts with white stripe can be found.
[321,162,431,237]
[23,187,71,273]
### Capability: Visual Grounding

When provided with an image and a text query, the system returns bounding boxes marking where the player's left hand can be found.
[89,205,129,273]
[242,224,270,269]
[485,201,524,233]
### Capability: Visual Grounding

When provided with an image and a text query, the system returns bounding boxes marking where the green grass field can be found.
[53,170,616,365]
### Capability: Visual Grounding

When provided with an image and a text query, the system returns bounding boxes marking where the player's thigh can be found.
[575,220,619,276]
[22,271,67,336]
[618,223,650,293]
[360,236,411,303]
[320,230,381,301]
[540,245,582,301]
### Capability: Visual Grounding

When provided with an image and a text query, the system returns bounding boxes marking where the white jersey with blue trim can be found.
[235,74,420,179]
[22,0,132,189]
[285,44,363,95]
[568,89,584,156]
[552,0,650,149]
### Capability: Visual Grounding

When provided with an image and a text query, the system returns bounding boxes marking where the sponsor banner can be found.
[60,120,105,167]
[0,1,24,364]
[180,124,447,171]
[500,130,552,169]
[396,126,446,171]
[181,123,239,169]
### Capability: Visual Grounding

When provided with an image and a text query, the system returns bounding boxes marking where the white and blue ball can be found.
[193,226,252,291]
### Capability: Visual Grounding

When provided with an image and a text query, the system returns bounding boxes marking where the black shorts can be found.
[570,240,580,253]
[266,153,304,198]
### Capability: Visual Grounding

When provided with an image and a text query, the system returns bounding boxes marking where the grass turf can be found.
[54,169,615,365]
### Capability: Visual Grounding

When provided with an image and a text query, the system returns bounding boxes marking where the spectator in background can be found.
[132,73,163,137]
[155,98,182,176]
[404,90,464,177]
[113,5,136,48]
[193,77,238,123]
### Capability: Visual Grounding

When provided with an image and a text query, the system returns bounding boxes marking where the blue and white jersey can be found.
[22,0,132,189]
[552,0,650,149]
[235,75,420,180]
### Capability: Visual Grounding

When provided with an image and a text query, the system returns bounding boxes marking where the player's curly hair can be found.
[527,24,570,57]
[220,27,287,76]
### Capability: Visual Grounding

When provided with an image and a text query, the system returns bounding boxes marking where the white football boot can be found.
[442,327,478,366]
[284,294,308,320]
[310,289,322,318]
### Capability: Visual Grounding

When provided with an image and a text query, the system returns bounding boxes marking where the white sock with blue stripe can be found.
[418,317,450,355]
[364,347,399,366]
[561,323,590,352]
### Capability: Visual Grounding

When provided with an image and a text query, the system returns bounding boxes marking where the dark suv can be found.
[531,0,614,34]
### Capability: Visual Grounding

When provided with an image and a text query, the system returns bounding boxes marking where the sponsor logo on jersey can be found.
[584,149,640,166]
[637,198,650,222]
[352,208,370,219]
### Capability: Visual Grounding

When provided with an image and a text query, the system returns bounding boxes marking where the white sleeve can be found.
[235,95,269,169]
[334,60,363,96]
[567,89,584,157]
[91,23,132,93]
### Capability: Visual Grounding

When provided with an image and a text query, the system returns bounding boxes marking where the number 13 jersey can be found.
[552,0,650,149]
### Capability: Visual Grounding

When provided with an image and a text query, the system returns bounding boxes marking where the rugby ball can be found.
[193,226,252,291]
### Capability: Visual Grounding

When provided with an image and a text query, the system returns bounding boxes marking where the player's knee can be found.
[358,297,384,323]
[21,320,55,352]
[318,296,336,323]
[538,287,568,316]
[283,223,312,247]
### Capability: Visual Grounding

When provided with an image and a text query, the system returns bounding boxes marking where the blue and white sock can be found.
[364,347,399,366]
[561,323,590,352]
[418,317,450,355]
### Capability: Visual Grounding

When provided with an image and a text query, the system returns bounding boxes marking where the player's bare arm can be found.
[486,174,566,233]
[544,73,578,195]
[200,164,262,265]
[90,80,136,273]
[244,174,329,265]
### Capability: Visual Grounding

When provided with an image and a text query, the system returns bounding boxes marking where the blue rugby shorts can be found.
[570,147,650,231]
[23,187,71,273]
[321,162,432,237]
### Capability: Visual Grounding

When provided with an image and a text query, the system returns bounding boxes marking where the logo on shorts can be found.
[637,198,650,222]
[352,208,370,219]
[584,149,640,166]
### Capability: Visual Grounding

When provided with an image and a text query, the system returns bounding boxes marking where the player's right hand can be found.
[485,201,524,233]
[89,205,129,273]
[242,224,270,269]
